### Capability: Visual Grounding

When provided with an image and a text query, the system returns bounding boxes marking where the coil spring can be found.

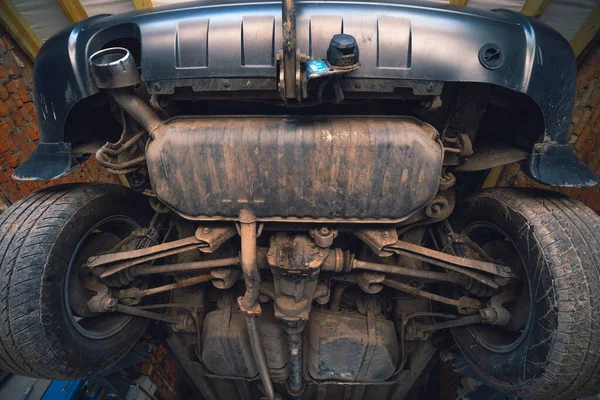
[462,277,497,297]
[103,268,137,288]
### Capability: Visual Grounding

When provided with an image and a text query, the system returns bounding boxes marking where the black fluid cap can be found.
[327,34,359,67]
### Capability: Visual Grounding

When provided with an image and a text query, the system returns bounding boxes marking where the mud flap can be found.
[13,142,76,181]
[525,143,598,187]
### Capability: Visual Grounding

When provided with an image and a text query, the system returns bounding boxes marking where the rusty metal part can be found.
[439,172,456,191]
[115,304,179,324]
[112,88,163,136]
[356,271,385,294]
[319,248,348,273]
[133,257,239,276]
[418,314,482,333]
[355,229,399,257]
[267,234,327,271]
[85,279,115,314]
[309,227,338,248]
[119,274,212,302]
[385,240,511,278]
[402,311,458,340]
[238,211,262,315]
[93,225,236,279]
[287,332,303,394]
[149,197,170,213]
[282,0,297,100]
[330,282,348,312]
[462,277,498,297]
[455,141,529,172]
[267,234,323,323]
[88,235,204,269]
[457,133,473,157]
[210,267,240,289]
[246,315,276,400]
[146,116,442,222]
[98,241,208,279]
[313,282,330,305]
[101,215,168,288]
[95,130,147,172]
[195,226,237,253]
[425,196,450,219]
[301,60,361,100]
[276,49,286,101]
[383,279,483,314]
[483,289,516,326]
[259,283,276,301]
[352,259,466,284]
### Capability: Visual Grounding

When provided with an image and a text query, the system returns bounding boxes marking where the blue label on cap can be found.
[307,60,328,73]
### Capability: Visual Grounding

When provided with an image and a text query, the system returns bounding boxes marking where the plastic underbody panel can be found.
[14,0,598,187]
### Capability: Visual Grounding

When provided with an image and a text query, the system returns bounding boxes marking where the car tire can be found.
[0,184,151,379]
[449,188,600,400]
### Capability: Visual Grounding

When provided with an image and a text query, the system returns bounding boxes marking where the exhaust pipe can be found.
[89,47,162,135]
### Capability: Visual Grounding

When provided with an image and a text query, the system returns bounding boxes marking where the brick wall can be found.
[506,39,600,212]
[0,25,119,210]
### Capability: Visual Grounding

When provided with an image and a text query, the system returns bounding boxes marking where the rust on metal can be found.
[384,279,483,314]
[238,211,262,313]
[352,259,466,284]
[133,256,239,275]
[98,242,208,278]
[354,228,399,257]
[282,0,297,99]
[385,240,511,277]
[129,273,212,298]
[88,235,205,268]
[145,116,443,222]
[194,226,237,253]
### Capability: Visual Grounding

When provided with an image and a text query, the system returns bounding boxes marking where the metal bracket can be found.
[301,59,360,100]
[355,228,399,257]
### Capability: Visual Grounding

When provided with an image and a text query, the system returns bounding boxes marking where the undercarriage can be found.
[79,206,519,399]
[69,47,526,399]
[2,1,600,399]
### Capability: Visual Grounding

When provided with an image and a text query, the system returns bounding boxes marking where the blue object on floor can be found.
[41,380,85,400]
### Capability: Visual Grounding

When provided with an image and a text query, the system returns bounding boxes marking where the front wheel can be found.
[0,184,151,379]
[450,188,600,400]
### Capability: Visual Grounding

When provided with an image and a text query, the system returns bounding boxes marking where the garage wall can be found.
[507,39,600,212]
[0,25,118,208]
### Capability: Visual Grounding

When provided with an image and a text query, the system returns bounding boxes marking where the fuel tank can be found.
[146,116,442,221]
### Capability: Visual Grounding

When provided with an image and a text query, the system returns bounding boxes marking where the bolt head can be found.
[203,227,211,234]
[318,226,330,235]
[480,308,495,322]
[101,297,117,311]
[153,82,162,91]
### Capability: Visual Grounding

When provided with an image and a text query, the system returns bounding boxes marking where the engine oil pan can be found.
[146,116,442,221]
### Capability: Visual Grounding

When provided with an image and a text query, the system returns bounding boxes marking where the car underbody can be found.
[1,1,599,400]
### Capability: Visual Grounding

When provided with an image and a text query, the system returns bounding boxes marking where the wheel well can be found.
[64,37,142,152]
[476,85,545,149]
